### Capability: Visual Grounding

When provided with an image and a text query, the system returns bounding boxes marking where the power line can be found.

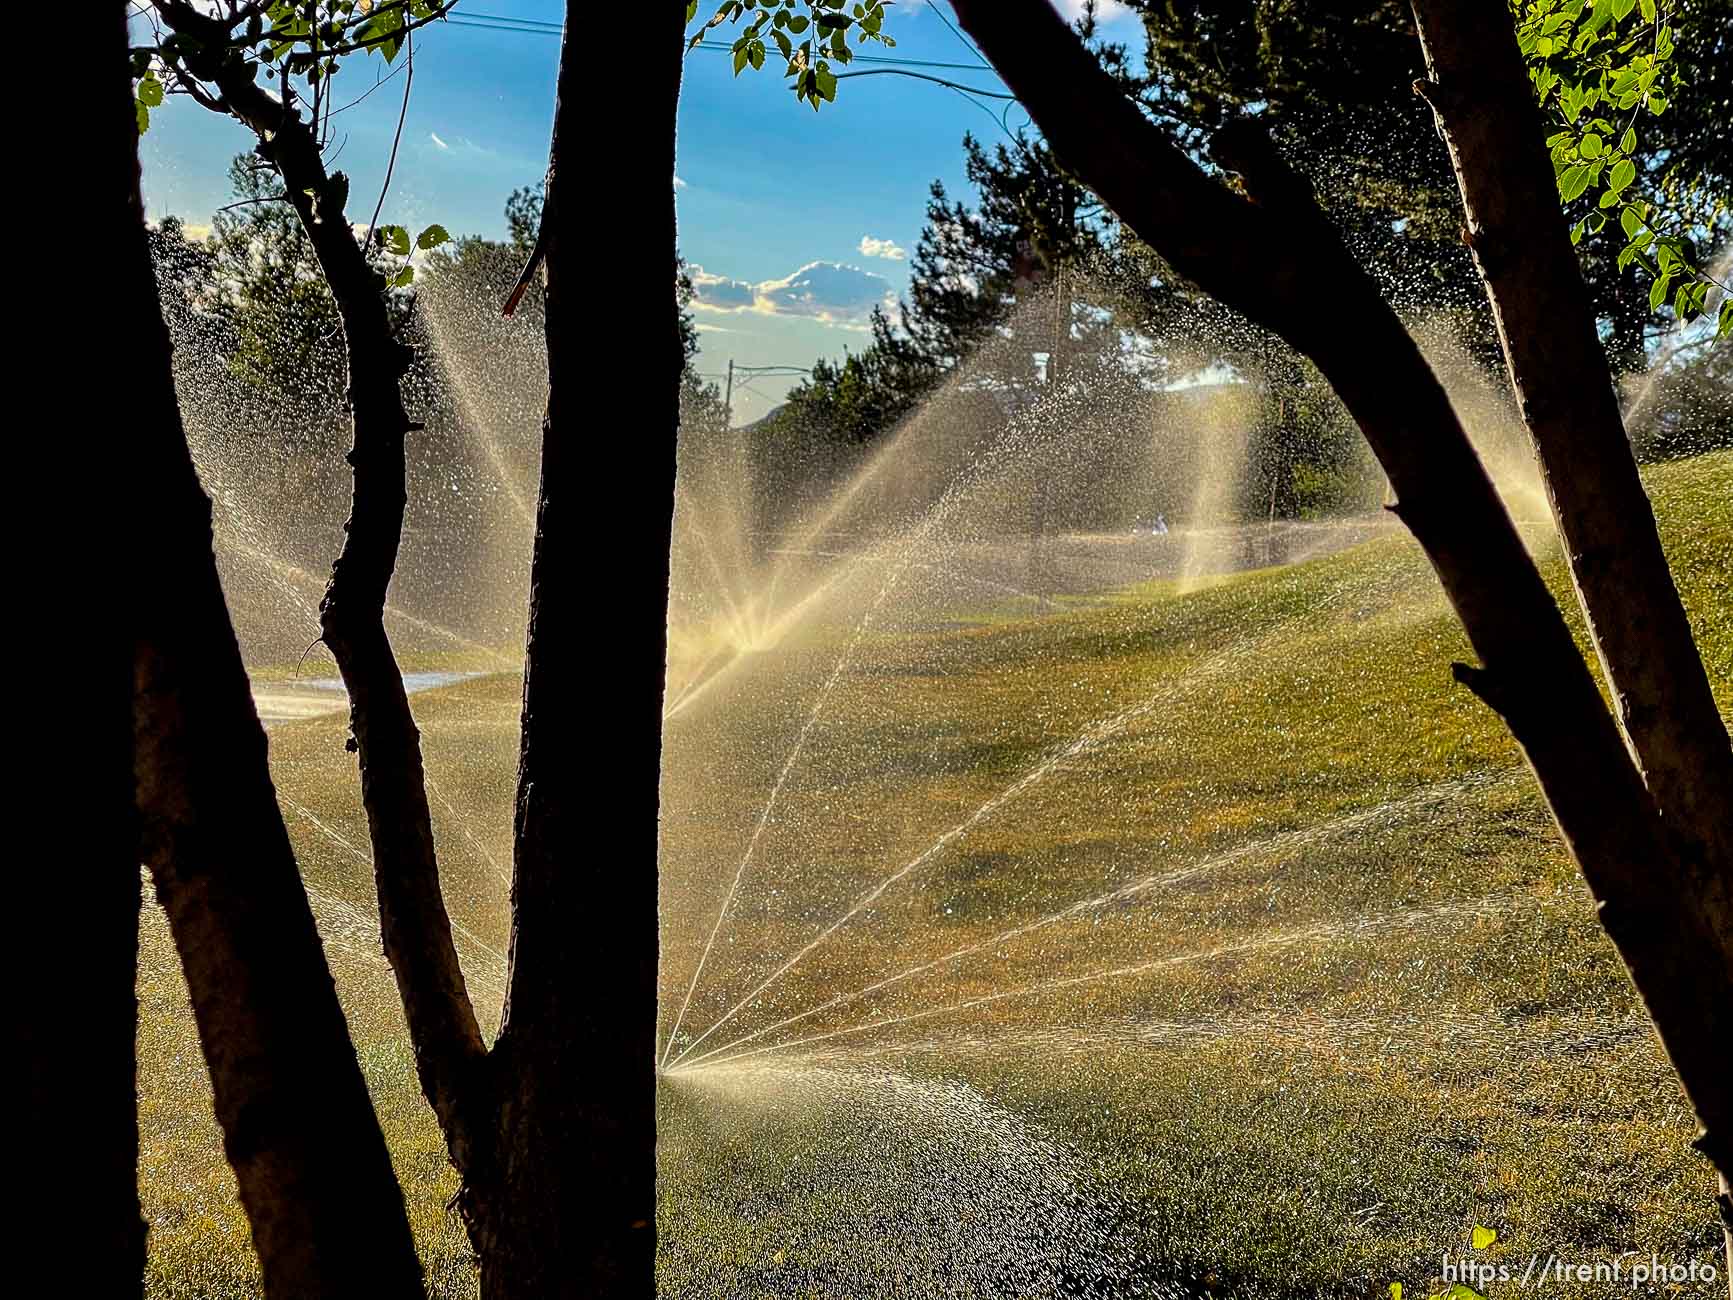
[926,0,991,70]
[446,12,1011,82]
[836,67,1013,100]
[442,12,1021,130]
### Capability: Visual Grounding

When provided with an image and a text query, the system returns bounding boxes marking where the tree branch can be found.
[947,0,1728,1187]
[1412,0,1733,1217]
[158,2,492,1183]
[119,7,422,1289]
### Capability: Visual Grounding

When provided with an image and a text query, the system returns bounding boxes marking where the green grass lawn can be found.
[139,449,1732,1297]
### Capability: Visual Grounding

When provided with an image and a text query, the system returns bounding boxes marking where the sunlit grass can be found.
[139,450,1731,1297]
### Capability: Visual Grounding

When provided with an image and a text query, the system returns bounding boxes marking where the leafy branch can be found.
[134,1,457,134]
[372,222,451,288]
[1515,0,1731,336]
[688,0,895,110]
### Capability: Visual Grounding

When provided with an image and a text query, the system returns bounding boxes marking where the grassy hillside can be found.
[139,450,1732,1298]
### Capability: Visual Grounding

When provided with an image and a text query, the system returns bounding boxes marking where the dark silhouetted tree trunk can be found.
[114,3,426,1293]
[947,0,1733,1260]
[153,4,682,1291]
[24,16,150,1290]
[144,14,490,1170]
[1410,0,1733,1274]
[473,5,684,1292]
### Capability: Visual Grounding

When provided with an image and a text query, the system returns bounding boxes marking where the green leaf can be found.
[1620,205,1644,238]
[1579,131,1602,158]
[815,63,838,101]
[1612,0,1636,18]
[1649,272,1671,311]
[378,224,412,257]
[138,73,164,108]
[1470,1225,1498,1250]
[1559,164,1594,201]
[136,100,150,134]
[1619,126,1636,154]
[1609,158,1636,192]
[390,265,415,288]
[415,223,450,250]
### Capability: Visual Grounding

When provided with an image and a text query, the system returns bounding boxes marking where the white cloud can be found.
[429,131,449,150]
[858,235,907,261]
[687,266,758,312]
[687,260,895,325]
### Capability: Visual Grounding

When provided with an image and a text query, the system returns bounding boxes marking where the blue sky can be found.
[139,2,1136,423]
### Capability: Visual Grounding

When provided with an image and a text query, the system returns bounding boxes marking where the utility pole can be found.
[723,359,735,429]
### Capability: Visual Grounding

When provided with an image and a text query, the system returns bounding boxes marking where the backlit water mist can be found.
[136,263,1732,1297]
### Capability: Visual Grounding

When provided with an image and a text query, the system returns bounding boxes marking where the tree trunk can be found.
[118,8,425,1293]
[1409,0,1733,1268]
[23,810,144,1297]
[155,7,685,1290]
[475,6,685,1293]
[23,26,150,1292]
[155,0,494,1191]
[946,0,1733,1253]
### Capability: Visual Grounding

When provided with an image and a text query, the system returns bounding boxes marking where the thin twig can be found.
[215,194,289,212]
[329,58,407,119]
[366,27,414,246]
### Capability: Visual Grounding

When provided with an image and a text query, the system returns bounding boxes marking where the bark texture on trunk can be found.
[156,0,491,1180]
[947,0,1732,1235]
[1409,0,1733,1259]
[474,7,685,1295]
[1411,0,1733,884]
[155,7,681,1290]
[122,12,425,1293]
